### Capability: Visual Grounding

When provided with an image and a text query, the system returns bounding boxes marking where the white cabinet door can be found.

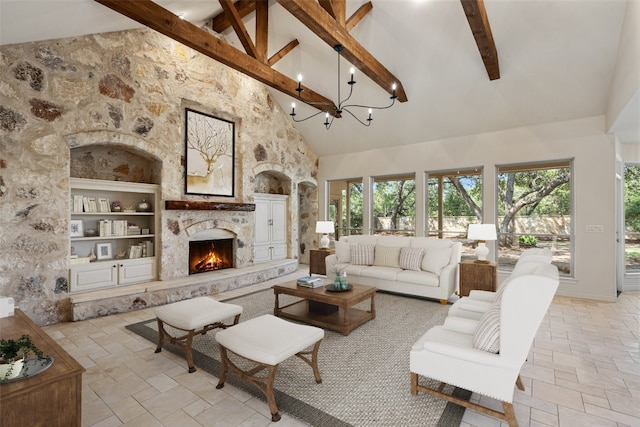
[70,262,117,292]
[254,199,271,245]
[254,194,288,263]
[119,257,156,285]
[270,199,287,245]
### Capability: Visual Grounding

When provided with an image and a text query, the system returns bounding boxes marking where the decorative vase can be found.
[0,358,24,381]
[88,247,97,262]
[137,199,151,212]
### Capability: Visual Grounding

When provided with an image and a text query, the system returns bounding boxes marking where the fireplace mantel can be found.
[165,200,255,211]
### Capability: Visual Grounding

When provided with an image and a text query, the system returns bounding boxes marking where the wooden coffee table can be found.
[273,281,377,336]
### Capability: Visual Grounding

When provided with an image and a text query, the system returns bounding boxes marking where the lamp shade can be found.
[467,224,497,242]
[315,221,335,234]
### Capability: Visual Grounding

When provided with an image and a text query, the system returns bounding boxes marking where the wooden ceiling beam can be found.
[460,0,500,80]
[219,0,259,59]
[345,1,373,32]
[276,0,407,102]
[94,0,336,112]
[268,39,300,66]
[254,0,268,63]
[319,0,345,26]
[211,0,256,33]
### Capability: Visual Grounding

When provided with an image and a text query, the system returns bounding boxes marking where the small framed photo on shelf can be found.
[70,220,84,237]
[96,243,112,260]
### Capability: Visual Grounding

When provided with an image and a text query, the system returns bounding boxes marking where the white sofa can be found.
[325,235,461,303]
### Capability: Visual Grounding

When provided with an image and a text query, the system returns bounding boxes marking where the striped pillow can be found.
[472,301,500,353]
[399,247,424,271]
[350,244,375,266]
[373,246,401,268]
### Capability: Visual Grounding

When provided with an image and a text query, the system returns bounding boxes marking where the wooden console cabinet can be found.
[309,249,335,276]
[0,310,85,426]
[459,260,497,297]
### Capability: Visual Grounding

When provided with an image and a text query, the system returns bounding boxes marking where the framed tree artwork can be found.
[185,108,235,197]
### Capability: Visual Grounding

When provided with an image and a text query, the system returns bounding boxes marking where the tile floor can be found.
[43,268,640,427]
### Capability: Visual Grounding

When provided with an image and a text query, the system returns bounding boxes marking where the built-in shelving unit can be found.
[69,178,159,293]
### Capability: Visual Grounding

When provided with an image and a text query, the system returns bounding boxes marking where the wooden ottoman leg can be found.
[296,340,323,383]
[184,329,196,373]
[155,318,165,354]
[215,345,229,389]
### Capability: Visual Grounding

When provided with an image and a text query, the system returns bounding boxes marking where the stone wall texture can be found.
[0,27,319,325]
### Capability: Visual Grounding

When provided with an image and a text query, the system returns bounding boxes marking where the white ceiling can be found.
[0,0,636,157]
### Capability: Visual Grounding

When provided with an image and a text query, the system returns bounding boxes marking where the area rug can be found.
[126,290,470,426]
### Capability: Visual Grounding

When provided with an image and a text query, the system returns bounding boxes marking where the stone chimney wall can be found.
[0,28,318,325]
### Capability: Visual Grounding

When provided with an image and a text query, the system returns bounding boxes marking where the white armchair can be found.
[410,263,559,426]
[448,248,553,321]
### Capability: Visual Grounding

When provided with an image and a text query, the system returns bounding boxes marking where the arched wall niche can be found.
[253,162,292,195]
[66,131,163,184]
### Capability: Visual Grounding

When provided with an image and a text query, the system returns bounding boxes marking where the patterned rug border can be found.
[125,290,470,426]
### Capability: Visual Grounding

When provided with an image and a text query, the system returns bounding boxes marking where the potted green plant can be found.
[0,334,51,381]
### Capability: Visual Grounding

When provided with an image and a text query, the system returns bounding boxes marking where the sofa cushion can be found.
[399,247,424,271]
[472,300,501,353]
[373,245,401,268]
[350,244,375,266]
[421,247,453,274]
[396,270,439,287]
[335,240,351,263]
[362,266,402,281]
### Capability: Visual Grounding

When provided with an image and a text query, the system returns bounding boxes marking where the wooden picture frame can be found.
[96,243,112,260]
[185,108,235,197]
[70,220,83,237]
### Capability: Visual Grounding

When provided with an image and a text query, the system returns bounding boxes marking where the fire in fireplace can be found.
[189,239,233,274]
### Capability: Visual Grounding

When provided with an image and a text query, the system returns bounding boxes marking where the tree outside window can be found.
[329,179,363,239]
[426,169,482,261]
[497,161,572,275]
[624,164,640,273]
[372,174,415,236]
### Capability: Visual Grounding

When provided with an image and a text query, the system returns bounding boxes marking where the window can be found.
[624,164,640,274]
[329,179,363,239]
[497,160,572,275]
[372,174,415,236]
[426,169,482,261]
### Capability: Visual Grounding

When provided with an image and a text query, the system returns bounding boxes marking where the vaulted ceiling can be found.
[0,0,635,157]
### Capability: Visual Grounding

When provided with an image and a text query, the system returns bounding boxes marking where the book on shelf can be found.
[97,198,110,213]
[72,195,83,213]
[297,276,324,288]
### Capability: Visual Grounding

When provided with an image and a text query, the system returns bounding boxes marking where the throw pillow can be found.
[399,247,424,271]
[335,240,351,263]
[473,301,501,353]
[421,247,452,274]
[373,246,401,268]
[350,244,375,266]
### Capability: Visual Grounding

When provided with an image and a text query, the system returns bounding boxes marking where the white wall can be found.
[318,116,617,302]
[607,0,640,143]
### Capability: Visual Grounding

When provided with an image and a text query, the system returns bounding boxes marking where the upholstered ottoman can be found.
[215,314,324,422]
[154,297,242,373]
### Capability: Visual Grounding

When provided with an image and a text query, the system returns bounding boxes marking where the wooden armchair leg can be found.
[410,372,418,395]
[502,402,519,427]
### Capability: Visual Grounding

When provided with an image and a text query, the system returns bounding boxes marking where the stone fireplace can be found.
[188,228,236,275]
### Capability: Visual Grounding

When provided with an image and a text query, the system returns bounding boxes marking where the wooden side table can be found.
[1,310,85,426]
[309,249,335,276]
[459,260,497,297]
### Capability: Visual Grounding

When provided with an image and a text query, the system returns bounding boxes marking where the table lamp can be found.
[316,221,335,249]
[467,223,497,263]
